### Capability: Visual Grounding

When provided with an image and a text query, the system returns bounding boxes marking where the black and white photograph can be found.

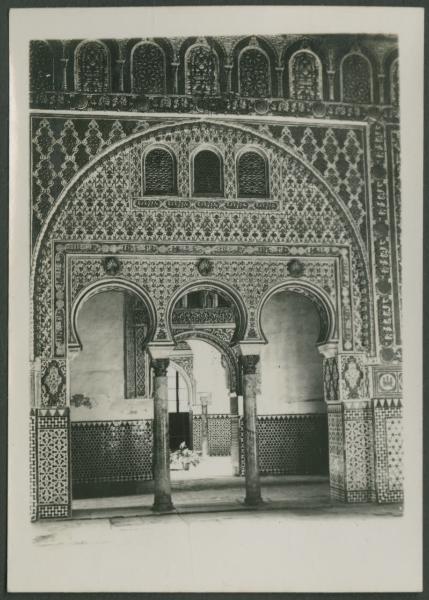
[7,5,423,593]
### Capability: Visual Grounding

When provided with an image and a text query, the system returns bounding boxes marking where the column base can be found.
[244,493,264,506]
[152,496,175,512]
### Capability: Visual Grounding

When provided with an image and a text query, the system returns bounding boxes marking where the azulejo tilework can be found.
[29,32,403,519]
[32,408,71,520]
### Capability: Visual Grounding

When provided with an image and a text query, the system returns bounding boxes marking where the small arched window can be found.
[131,42,165,94]
[186,43,219,96]
[144,148,176,195]
[289,50,323,101]
[239,47,271,98]
[75,40,110,93]
[193,149,223,196]
[341,53,372,103]
[237,151,268,198]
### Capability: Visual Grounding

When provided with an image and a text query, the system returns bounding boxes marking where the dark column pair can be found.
[151,353,263,510]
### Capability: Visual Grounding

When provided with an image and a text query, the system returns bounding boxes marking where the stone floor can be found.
[25,473,404,593]
[71,464,402,521]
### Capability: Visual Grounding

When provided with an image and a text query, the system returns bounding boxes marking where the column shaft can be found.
[229,393,240,476]
[152,358,174,512]
[241,355,262,505]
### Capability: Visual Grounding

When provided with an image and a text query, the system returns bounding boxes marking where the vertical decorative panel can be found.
[131,42,165,94]
[35,408,71,519]
[144,148,176,195]
[373,398,403,503]
[186,42,219,96]
[207,414,232,456]
[327,404,345,500]
[343,402,375,502]
[289,51,322,100]
[237,151,268,198]
[124,295,148,398]
[239,47,270,98]
[75,41,110,93]
[40,359,67,407]
[341,53,372,103]
[390,59,399,106]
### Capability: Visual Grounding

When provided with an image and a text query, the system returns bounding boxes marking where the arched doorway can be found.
[257,289,329,478]
[69,287,155,501]
[166,284,242,489]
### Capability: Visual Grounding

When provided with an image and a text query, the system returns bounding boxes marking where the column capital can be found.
[240,354,260,375]
[233,341,265,357]
[317,341,339,359]
[147,343,175,361]
[152,358,170,377]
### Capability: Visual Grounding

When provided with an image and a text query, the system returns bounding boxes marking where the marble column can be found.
[241,354,263,506]
[200,395,209,457]
[229,392,240,476]
[152,357,174,512]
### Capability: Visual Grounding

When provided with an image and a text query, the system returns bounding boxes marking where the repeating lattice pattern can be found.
[36,409,71,519]
[373,399,403,502]
[71,420,153,484]
[237,151,268,197]
[278,124,367,242]
[192,415,232,456]
[290,51,322,101]
[31,117,146,245]
[144,148,176,195]
[132,43,165,94]
[33,120,371,359]
[29,412,37,521]
[75,41,110,93]
[341,54,372,104]
[386,417,403,490]
[186,44,218,96]
[192,415,202,450]
[239,48,270,97]
[239,414,328,476]
[344,405,374,499]
[208,415,232,456]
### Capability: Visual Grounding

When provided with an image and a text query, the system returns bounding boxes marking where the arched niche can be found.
[69,278,157,354]
[142,144,177,195]
[191,146,224,197]
[74,39,110,93]
[257,279,337,347]
[130,41,166,94]
[185,39,220,96]
[340,50,373,104]
[166,279,248,346]
[236,146,269,198]
[288,49,323,101]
